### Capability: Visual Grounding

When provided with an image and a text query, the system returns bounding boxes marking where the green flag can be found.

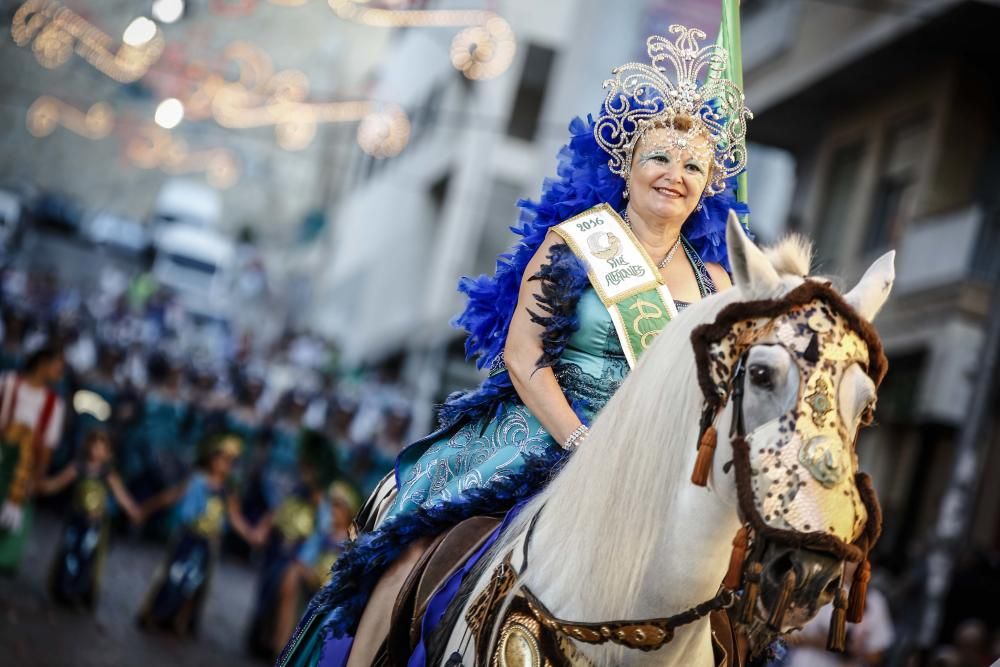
[717,0,748,207]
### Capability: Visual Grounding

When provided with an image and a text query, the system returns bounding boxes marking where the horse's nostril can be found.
[823,574,842,597]
[768,551,795,581]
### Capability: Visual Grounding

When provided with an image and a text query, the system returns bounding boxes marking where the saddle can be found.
[371,515,503,666]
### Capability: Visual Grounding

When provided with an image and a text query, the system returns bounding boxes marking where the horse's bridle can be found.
[468,282,888,664]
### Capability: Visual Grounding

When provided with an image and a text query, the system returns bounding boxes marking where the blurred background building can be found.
[1,0,998,665]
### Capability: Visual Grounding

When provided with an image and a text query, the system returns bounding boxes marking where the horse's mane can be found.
[429,236,814,664]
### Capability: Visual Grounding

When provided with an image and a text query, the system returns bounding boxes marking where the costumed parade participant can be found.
[250,480,358,661]
[137,433,259,637]
[39,428,143,608]
[0,343,66,574]
[122,352,188,522]
[281,20,752,666]
[246,429,341,660]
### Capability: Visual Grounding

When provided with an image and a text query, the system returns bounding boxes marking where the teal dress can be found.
[388,288,628,518]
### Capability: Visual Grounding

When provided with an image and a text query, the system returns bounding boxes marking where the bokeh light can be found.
[356,104,410,158]
[122,17,158,47]
[450,16,516,80]
[154,97,185,129]
[152,0,185,24]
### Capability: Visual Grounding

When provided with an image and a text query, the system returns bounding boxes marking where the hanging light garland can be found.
[161,41,410,155]
[238,0,515,80]
[356,103,410,158]
[125,124,241,189]
[11,0,165,83]
[327,0,515,80]
[26,95,114,140]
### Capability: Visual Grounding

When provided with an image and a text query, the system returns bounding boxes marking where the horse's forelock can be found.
[762,235,814,279]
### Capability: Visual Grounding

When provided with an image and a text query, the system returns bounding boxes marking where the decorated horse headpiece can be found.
[690,280,888,645]
[594,24,753,196]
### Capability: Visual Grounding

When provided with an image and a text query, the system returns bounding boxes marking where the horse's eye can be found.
[748,364,773,390]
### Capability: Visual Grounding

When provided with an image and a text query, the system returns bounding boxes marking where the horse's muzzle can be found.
[756,542,842,631]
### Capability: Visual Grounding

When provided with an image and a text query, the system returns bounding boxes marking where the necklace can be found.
[622,210,682,269]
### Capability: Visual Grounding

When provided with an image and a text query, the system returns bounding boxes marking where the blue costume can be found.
[247,484,332,657]
[48,464,113,608]
[280,114,747,666]
[137,471,228,636]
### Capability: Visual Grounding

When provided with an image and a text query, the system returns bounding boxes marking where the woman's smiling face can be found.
[627,124,712,225]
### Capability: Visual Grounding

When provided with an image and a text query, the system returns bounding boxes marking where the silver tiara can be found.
[594,24,753,196]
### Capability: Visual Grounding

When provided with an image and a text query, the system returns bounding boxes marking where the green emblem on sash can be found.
[553,204,677,367]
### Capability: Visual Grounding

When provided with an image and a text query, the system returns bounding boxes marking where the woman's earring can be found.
[696,198,704,212]
[622,186,630,200]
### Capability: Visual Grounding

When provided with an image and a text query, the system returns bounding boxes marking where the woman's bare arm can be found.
[107,472,143,524]
[504,231,587,446]
[226,494,260,546]
[37,465,78,495]
[140,480,188,517]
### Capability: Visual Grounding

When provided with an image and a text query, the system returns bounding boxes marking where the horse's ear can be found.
[726,210,780,291]
[844,250,895,322]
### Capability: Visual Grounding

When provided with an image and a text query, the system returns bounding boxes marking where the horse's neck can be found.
[526,476,740,667]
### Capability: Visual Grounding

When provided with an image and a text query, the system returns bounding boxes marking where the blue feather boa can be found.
[303,448,568,640]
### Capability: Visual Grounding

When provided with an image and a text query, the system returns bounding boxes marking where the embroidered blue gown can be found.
[388,286,628,518]
[280,241,718,666]
[137,472,227,636]
[48,464,113,608]
[247,485,332,657]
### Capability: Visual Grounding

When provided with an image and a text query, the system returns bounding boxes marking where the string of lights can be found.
[26,95,114,140]
[11,0,165,83]
[125,123,241,189]
[325,0,516,80]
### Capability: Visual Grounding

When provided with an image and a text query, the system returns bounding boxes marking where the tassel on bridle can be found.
[846,558,871,624]
[739,561,763,625]
[693,358,746,487]
[723,525,750,590]
[767,569,796,632]
[690,424,717,487]
[827,588,849,652]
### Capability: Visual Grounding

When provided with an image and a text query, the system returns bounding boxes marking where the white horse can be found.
[428,214,895,667]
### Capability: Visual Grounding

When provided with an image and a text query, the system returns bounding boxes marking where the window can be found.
[506,44,556,142]
[864,115,929,252]
[429,173,451,223]
[814,141,865,267]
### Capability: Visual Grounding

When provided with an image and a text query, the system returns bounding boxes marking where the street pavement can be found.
[0,510,264,667]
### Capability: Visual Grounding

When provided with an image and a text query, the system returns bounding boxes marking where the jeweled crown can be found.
[594,24,753,196]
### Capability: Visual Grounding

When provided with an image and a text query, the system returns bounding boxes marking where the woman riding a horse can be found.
[281,24,893,667]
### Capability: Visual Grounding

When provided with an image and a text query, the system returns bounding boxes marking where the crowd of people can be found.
[0,264,411,660]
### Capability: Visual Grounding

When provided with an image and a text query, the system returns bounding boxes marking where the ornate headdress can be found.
[594,24,752,196]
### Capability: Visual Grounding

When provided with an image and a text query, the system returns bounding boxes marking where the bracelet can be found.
[562,424,589,450]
